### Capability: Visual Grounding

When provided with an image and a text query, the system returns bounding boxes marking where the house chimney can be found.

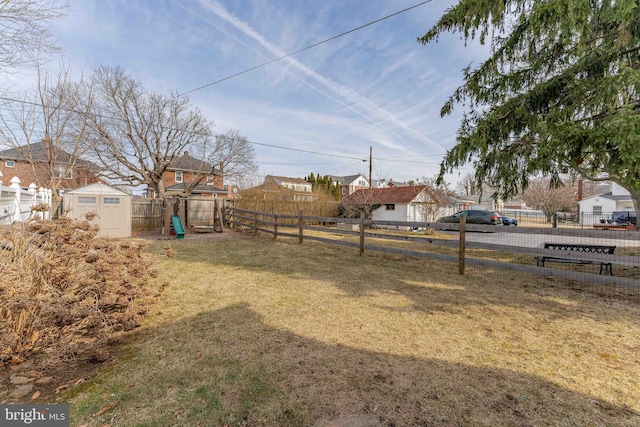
[577,179,583,201]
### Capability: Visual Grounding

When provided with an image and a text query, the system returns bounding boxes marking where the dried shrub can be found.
[0,217,162,369]
[235,188,339,220]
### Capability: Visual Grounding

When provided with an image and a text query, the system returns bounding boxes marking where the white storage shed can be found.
[64,183,132,238]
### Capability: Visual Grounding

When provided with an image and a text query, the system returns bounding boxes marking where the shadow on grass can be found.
[72,303,638,427]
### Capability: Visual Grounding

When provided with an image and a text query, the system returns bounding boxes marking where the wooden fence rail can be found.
[226,206,640,292]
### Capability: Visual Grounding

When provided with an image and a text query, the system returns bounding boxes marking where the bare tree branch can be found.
[0,62,95,194]
[0,0,66,76]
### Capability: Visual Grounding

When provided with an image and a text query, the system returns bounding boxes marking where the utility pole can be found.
[369,146,372,189]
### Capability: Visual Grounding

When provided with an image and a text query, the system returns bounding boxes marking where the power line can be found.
[178,1,432,96]
[0,95,372,163]
[249,140,367,162]
[0,94,442,168]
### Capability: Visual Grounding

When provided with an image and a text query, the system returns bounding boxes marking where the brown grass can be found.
[60,232,640,426]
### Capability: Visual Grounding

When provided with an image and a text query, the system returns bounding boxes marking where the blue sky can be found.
[45,0,488,187]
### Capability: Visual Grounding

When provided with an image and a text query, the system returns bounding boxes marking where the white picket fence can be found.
[0,176,53,225]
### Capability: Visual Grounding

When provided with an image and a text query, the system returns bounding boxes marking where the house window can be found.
[593,206,602,215]
[103,197,120,205]
[5,160,15,167]
[53,165,73,179]
[78,196,97,205]
[385,204,395,211]
[175,170,183,183]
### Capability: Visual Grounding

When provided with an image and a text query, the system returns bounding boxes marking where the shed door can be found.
[75,195,124,237]
[100,196,123,237]
[76,196,99,218]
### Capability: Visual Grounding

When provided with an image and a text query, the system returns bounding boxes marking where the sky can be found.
[15,0,492,188]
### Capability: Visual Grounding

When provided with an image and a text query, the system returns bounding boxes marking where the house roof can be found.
[265,175,310,186]
[0,141,98,169]
[343,186,429,204]
[168,154,218,174]
[579,191,632,202]
[329,174,366,185]
[166,183,227,194]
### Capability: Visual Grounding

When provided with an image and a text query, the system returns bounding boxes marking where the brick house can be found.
[0,141,101,192]
[151,152,235,198]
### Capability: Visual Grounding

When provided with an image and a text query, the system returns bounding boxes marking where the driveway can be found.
[463,230,640,248]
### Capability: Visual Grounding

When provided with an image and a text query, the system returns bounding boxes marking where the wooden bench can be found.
[535,243,616,276]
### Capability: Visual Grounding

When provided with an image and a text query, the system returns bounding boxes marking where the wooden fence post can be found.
[274,212,278,239]
[254,210,259,236]
[226,200,234,229]
[359,212,365,256]
[298,210,304,244]
[459,214,466,275]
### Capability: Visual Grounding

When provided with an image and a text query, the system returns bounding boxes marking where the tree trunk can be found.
[628,188,640,232]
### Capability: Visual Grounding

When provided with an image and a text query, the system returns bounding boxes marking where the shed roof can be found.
[63,182,131,196]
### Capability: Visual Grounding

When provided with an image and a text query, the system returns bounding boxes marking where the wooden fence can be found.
[132,198,163,231]
[226,207,640,295]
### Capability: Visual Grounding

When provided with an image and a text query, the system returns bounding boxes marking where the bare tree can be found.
[414,177,455,222]
[455,172,477,195]
[522,177,575,222]
[213,130,256,181]
[0,63,95,194]
[0,0,66,74]
[84,66,217,197]
[339,188,381,218]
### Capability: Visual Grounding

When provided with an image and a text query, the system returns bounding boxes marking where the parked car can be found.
[500,215,518,226]
[611,211,637,225]
[437,210,502,225]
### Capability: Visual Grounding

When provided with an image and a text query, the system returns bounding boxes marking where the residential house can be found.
[458,194,503,211]
[249,175,316,202]
[341,185,459,229]
[578,182,634,222]
[0,141,101,192]
[375,178,410,188]
[148,152,233,198]
[503,198,529,210]
[329,174,369,199]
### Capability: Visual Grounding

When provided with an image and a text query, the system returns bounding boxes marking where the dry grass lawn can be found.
[67,231,640,426]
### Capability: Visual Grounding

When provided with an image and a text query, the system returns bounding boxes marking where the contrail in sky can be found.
[179,0,447,153]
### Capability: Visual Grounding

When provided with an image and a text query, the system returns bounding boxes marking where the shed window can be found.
[5,160,15,167]
[385,204,395,211]
[78,196,97,204]
[103,197,120,205]
[593,206,602,215]
[175,170,183,183]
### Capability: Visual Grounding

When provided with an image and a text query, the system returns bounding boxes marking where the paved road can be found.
[462,230,640,248]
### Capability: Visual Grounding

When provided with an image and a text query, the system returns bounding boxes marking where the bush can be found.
[0,216,162,368]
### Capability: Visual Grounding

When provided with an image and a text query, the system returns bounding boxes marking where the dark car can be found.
[437,210,502,225]
[611,211,637,225]
[500,216,518,226]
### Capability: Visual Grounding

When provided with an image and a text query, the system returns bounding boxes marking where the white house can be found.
[458,194,503,211]
[342,186,459,229]
[577,182,634,222]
